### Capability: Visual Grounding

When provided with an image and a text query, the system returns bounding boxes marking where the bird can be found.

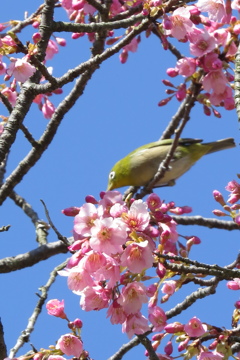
[107,137,236,191]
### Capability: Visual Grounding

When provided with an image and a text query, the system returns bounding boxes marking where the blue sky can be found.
[0,1,239,360]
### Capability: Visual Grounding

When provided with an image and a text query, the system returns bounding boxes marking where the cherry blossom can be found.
[56,334,83,357]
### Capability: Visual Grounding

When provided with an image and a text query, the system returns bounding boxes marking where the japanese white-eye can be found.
[107,138,236,190]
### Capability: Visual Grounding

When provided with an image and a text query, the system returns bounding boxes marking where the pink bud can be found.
[100,191,105,199]
[158,97,172,106]
[156,262,166,278]
[213,109,221,118]
[72,32,85,39]
[208,339,218,350]
[32,21,40,28]
[119,50,128,64]
[164,341,173,355]
[212,209,227,217]
[165,322,184,334]
[178,337,190,351]
[163,16,172,30]
[32,32,41,44]
[162,79,175,87]
[53,88,63,95]
[203,105,211,116]
[234,301,240,309]
[73,318,83,328]
[152,333,164,341]
[213,190,225,205]
[56,37,67,46]
[166,68,179,77]
[62,206,81,216]
[176,84,186,101]
[85,195,98,204]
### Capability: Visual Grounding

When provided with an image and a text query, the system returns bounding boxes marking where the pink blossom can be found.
[196,0,226,22]
[74,203,98,237]
[202,70,228,95]
[147,193,162,211]
[184,317,207,337]
[120,240,153,273]
[232,0,240,11]
[226,180,240,203]
[80,285,110,311]
[160,219,178,243]
[176,57,196,77]
[148,306,167,332]
[1,87,17,107]
[227,278,240,290]
[56,334,83,357]
[189,29,216,56]
[110,202,128,218]
[166,7,194,40]
[175,83,186,101]
[45,39,59,60]
[90,217,127,254]
[161,280,176,295]
[59,266,94,293]
[0,57,6,75]
[122,312,150,338]
[118,281,148,314]
[98,190,124,217]
[81,250,107,272]
[201,52,222,72]
[94,253,121,288]
[7,57,36,82]
[209,85,233,108]
[110,0,125,16]
[1,35,17,47]
[122,199,150,231]
[107,300,127,324]
[123,38,138,53]
[42,98,55,119]
[46,299,67,319]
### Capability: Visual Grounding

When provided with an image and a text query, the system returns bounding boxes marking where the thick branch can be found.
[0,241,69,273]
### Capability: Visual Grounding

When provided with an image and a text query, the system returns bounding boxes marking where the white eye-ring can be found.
[109,171,115,180]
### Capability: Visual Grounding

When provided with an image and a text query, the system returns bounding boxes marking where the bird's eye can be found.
[109,171,115,180]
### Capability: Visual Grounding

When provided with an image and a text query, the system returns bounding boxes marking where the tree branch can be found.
[0,241,69,273]
[9,260,67,358]
[172,215,240,230]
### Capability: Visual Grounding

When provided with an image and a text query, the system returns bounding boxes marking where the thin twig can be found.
[9,260,68,358]
[40,199,70,246]
[172,215,240,230]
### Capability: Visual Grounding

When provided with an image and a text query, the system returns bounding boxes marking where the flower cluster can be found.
[44,298,231,360]
[154,0,238,114]
[60,190,200,338]
[213,178,240,225]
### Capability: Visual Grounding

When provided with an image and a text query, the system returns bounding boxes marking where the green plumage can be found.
[107,138,236,190]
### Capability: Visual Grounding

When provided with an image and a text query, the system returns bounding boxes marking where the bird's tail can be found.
[204,138,236,154]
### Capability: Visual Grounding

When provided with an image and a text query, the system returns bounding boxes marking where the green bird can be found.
[107,138,236,191]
